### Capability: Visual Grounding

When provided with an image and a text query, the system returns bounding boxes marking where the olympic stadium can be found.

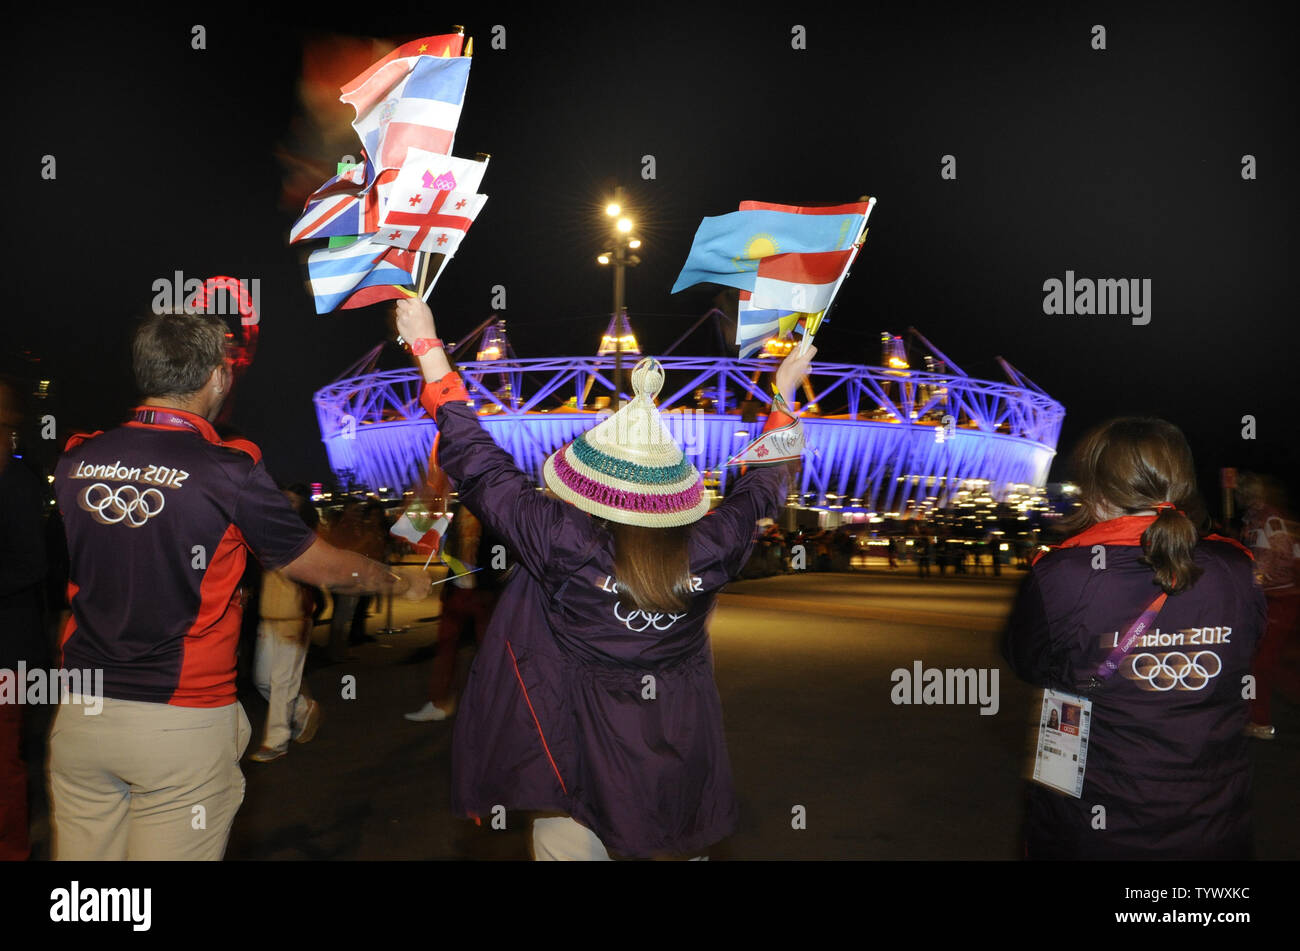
[312,315,1065,521]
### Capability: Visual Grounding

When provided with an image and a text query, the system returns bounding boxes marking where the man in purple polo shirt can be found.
[50,311,395,860]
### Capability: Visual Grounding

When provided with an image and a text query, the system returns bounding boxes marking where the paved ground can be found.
[22,565,1298,860]
[204,566,1300,861]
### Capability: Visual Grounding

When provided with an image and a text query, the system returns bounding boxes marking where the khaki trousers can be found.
[253,618,312,751]
[531,815,709,861]
[49,696,250,860]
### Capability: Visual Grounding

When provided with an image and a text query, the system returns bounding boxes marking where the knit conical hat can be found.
[543,357,709,527]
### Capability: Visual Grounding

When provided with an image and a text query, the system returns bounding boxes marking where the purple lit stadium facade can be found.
[313,330,1065,517]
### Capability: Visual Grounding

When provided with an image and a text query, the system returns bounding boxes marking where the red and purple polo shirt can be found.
[53,407,316,707]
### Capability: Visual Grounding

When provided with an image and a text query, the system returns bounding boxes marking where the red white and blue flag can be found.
[290,166,398,244]
[342,47,470,186]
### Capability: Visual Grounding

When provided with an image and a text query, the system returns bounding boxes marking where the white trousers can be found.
[252,618,311,750]
[49,697,251,860]
[531,816,708,861]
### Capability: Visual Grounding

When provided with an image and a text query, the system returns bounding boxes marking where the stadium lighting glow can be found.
[315,346,1063,511]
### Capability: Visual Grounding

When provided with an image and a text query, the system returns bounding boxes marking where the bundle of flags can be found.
[672,198,875,357]
[290,32,490,313]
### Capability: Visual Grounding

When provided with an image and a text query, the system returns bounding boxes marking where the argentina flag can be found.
[306,234,417,313]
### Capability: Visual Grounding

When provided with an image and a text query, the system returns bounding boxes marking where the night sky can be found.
[8,5,1297,503]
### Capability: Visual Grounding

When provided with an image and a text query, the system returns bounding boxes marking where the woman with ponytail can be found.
[395,297,810,860]
[1004,417,1266,859]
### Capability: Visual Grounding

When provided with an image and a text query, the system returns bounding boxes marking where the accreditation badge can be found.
[1032,688,1093,798]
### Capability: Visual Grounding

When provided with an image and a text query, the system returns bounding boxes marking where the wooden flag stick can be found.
[414,252,429,298]
[421,255,452,302]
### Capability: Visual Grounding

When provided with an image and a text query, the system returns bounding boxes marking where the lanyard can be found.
[134,408,204,435]
[1086,590,1168,692]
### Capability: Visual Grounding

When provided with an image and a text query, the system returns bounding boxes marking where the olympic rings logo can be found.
[612,600,687,632]
[78,482,166,527]
[1129,650,1223,691]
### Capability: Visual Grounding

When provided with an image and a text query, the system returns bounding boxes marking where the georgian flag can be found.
[374,189,487,255]
[370,149,490,254]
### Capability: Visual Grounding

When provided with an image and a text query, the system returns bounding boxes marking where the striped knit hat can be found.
[542,357,709,527]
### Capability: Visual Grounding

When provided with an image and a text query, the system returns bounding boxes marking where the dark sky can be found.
[8,4,1297,502]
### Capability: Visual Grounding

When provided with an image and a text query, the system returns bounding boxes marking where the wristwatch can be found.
[410,338,444,355]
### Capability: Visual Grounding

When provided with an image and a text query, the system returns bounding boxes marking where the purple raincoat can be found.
[428,396,788,857]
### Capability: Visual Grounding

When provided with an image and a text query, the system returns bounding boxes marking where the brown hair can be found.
[608,521,693,614]
[1061,417,1205,594]
[132,312,229,399]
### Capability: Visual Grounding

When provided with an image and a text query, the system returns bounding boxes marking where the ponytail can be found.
[1140,504,1203,594]
[1064,418,1209,595]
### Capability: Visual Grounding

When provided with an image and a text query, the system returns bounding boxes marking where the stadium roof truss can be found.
[314,354,1064,512]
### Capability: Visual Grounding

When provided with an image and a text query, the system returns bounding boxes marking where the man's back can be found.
[53,410,314,707]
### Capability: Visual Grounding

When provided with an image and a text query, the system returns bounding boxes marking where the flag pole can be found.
[412,28,469,304]
[421,255,451,302]
[796,197,876,356]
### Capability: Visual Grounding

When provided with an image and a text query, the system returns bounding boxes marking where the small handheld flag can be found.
[390,502,451,555]
[674,197,876,356]
[725,417,805,466]
[671,206,865,296]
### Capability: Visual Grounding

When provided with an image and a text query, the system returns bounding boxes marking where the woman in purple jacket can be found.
[395,297,811,859]
[1004,417,1266,859]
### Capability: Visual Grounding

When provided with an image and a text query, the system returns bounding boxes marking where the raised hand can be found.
[395,296,437,344]
[775,344,817,407]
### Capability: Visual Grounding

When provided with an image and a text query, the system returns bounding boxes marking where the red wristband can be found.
[411,338,444,356]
